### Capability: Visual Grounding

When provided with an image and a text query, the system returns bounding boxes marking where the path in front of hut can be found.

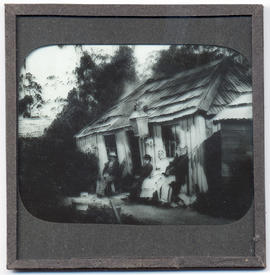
[64,193,232,225]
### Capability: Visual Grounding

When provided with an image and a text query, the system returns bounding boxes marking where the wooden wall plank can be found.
[96,134,108,175]
[190,116,198,192]
[186,118,192,195]
[195,115,208,193]
[115,130,133,175]
[195,115,202,191]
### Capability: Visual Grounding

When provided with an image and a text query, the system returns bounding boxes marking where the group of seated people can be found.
[98,148,189,202]
[99,152,153,199]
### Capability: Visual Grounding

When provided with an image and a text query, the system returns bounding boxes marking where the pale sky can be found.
[21,45,169,101]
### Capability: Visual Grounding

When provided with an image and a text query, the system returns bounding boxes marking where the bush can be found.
[18,136,98,219]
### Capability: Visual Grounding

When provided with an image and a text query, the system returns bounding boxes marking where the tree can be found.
[74,46,137,115]
[18,72,44,117]
[46,46,137,140]
[151,45,235,78]
[18,95,34,118]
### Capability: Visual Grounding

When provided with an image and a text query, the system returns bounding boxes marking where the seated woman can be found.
[127,154,153,200]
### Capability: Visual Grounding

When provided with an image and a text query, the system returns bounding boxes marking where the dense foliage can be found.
[151,45,248,78]
[18,137,98,219]
[46,46,136,140]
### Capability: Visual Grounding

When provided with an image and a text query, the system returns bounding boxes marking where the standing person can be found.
[102,151,120,196]
[128,154,153,200]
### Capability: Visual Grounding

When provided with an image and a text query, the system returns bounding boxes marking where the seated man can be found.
[165,146,189,202]
[102,151,120,196]
[128,154,153,200]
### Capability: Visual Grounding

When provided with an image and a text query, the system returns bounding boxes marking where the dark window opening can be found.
[127,130,141,173]
[104,134,117,157]
[161,125,179,158]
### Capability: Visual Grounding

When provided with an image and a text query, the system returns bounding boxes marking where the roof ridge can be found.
[172,59,222,80]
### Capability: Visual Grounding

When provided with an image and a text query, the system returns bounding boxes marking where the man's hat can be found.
[109,151,117,158]
[143,154,152,161]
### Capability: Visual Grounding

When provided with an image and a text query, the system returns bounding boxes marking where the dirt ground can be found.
[64,193,232,225]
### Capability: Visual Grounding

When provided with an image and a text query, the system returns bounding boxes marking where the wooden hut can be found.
[201,92,253,218]
[75,58,252,196]
[212,92,253,186]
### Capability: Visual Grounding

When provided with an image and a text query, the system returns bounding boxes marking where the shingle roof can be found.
[75,58,252,138]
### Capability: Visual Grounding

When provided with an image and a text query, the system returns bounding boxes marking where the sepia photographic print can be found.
[18,44,253,225]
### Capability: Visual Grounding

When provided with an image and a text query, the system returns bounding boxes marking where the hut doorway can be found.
[127,130,141,174]
[161,124,179,159]
[104,134,117,158]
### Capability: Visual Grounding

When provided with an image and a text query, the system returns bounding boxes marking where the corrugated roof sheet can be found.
[213,105,252,121]
[76,58,252,138]
[207,90,241,115]
[213,93,252,121]
[228,92,252,106]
